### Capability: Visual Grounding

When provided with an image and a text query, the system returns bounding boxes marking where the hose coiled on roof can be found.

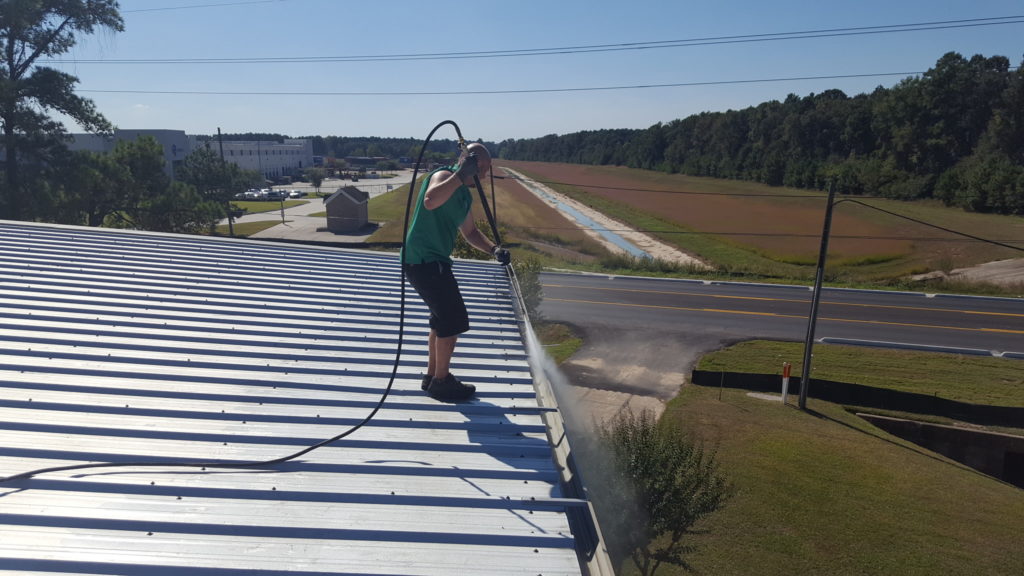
[1,120,502,483]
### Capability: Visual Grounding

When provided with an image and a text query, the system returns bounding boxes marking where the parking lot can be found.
[224,170,416,242]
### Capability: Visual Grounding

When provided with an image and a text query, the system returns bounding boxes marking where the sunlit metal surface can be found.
[0,221,583,575]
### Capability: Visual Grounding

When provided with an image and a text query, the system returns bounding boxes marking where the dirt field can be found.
[501,161,913,259]
[501,167,707,267]
[499,160,1024,281]
[484,167,613,261]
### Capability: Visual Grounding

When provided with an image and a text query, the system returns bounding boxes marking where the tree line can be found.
[194,134,492,167]
[303,135,489,166]
[496,52,1024,215]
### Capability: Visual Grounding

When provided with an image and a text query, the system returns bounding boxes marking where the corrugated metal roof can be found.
[0,221,603,575]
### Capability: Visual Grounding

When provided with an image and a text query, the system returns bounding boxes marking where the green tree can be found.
[305,167,325,195]
[0,0,124,219]
[592,409,732,575]
[55,149,130,226]
[107,136,222,233]
[134,180,223,234]
[177,146,261,234]
[112,135,169,226]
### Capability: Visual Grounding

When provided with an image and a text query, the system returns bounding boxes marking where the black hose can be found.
[473,174,502,247]
[0,120,470,484]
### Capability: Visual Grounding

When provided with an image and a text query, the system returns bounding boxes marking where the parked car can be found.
[265,190,288,201]
[288,190,306,198]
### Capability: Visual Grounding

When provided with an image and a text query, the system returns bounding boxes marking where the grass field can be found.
[698,340,1024,408]
[231,200,307,213]
[212,220,281,237]
[498,161,1024,289]
[646,386,1024,576]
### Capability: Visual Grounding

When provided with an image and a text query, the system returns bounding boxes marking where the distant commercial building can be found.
[192,137,314,181]
[66,129,314,182]
[66,129,191,178]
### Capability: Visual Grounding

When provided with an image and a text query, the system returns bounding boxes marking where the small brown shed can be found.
[325,185,369,233]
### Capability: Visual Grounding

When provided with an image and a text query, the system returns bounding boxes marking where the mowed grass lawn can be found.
[698,340,1024,409]
[657,385,1024,576]
[607,340,1024,575]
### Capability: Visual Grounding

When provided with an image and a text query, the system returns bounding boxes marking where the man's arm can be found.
[459,217,497,255]
[424,154,479,210]
[422,170,462,211]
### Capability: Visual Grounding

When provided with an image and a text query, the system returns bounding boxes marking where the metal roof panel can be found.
[0,221,598,575]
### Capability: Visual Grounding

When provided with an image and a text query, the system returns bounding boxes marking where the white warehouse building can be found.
[66,129,315,182]
[190,136,315,181]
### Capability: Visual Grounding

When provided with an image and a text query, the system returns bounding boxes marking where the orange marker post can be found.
[781,362,792,404]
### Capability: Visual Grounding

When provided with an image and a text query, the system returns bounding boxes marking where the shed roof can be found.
[326,186,369,206]
[0,221,602,575]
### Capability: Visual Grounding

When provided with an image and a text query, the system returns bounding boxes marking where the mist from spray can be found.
[519,317,594,447]
[519,315,644,568]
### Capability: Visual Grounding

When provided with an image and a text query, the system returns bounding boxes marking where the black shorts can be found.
[404,261,470,338]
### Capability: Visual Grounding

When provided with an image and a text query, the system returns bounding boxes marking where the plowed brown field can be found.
[500,160,913,261]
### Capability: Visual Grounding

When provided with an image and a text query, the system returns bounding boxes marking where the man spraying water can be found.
[402,143,511,401]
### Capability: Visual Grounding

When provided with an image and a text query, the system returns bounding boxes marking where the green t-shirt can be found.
[402,166,473,265]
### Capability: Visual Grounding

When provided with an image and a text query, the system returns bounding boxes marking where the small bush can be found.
[591,409,732,575]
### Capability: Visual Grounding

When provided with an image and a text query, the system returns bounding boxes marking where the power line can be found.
[48,15,1024,64]
[79,70,931,96]
[122,1,297,13]
[840,199,1024,252]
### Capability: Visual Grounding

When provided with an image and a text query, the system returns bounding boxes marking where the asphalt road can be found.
[538,271,1024,412]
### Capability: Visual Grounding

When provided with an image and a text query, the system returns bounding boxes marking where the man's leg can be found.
[432,332,458,379]
[427,329,437,378]
[427,330,473,400]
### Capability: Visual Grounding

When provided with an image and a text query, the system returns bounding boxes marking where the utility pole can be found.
[798,181,837,410]
[218,128,234,237]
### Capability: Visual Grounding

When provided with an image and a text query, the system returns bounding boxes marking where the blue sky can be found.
[51,0,1024,142]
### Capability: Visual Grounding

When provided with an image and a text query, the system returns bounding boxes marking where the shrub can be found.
[591,409,732,575]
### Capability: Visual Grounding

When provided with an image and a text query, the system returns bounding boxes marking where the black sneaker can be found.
[421,374,432,391]
[427,374,476,401]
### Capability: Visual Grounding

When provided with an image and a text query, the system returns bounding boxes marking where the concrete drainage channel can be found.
[856,413,1024,489]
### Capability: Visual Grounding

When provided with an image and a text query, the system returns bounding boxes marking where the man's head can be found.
[462,142,492,178]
